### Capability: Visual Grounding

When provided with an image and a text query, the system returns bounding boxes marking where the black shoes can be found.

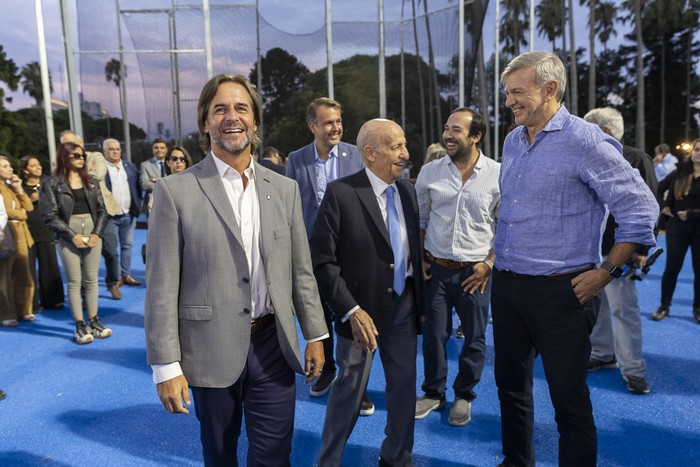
[623,374,651,394]
[651,306,669,321]
[360,392,375,416]
[455,326,464,339]
[310,371,336,397]
[0,389,5,401]
[693,307,700,324]
[588,357,617,372]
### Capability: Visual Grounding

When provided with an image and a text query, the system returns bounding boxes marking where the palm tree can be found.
[409,0,428,153]
[0,45,20,109]
[420,0,443,141]
[500,0,529,58]
[596,1,618,102]
[20,61,52,108]
[536,0,565,52]
[105,58,126,119]
[582,0,597,112]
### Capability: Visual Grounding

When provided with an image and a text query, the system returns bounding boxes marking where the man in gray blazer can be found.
[145,73,328,466]
[139,138,168,216]
[286,97,365,401]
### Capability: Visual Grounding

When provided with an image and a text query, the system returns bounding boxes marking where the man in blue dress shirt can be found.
[493,51,658,467]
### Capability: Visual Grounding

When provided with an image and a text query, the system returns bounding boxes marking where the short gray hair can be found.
[102,138,121,152]
[583,107,624,142]
[501,51,566,103]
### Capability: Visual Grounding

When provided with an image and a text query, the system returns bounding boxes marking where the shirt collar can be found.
[211,152,256,181]
[314,144,338,162]
[365,167,394,198]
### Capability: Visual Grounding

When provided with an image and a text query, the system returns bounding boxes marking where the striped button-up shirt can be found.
[415,150,500,262]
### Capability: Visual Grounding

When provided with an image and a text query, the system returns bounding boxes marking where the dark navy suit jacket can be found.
[309,169,423,340]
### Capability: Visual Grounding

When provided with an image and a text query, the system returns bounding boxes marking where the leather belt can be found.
[425,250,476,270]
[499,265,594,279]
[250,313,275,335]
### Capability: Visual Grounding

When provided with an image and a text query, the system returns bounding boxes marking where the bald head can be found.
[357,119,409,185]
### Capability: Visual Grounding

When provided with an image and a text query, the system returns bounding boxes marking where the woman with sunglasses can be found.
[164,146,193,175]
[0,155,36,326]
[19,155,65,312]
[40,142,111,344]
[147,146,193,214]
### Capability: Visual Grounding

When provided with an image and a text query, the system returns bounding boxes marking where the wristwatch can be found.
[600,260,623,278]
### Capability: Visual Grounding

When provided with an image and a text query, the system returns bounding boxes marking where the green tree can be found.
[536,0,565,51]
[249,48,309,136]
[500,0,529,58]
[0,45,20,109]
[20,61,52,108]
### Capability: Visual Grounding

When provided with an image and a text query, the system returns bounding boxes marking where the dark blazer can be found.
[39,175,108,241]
[104,159,141,218]
[310,169,423,340]
[259,158,286,175]
[286,141,363,237]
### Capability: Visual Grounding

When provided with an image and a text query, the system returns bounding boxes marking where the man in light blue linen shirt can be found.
[492,51,658,467]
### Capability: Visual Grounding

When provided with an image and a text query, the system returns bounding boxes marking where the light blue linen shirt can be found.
[314,144,339,206]
[494,106,658,276]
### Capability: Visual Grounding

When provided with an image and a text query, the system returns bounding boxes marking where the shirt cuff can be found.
[307,333,330,343]
[151,362,183,385]
[341,305,360,323]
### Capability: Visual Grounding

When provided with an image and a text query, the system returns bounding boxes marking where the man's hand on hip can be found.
[304,341,325,383]
[156,374,191,414]
[571,269,612,304]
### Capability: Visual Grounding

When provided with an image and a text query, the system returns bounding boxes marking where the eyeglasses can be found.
[168,156,187,163]
[69,153,86,160]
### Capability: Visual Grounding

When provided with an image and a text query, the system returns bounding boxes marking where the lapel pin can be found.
[266,194,271,200]
[341,152,347,157]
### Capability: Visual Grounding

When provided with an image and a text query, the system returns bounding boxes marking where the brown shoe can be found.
[108,283,122,300]
[121,275,142,286]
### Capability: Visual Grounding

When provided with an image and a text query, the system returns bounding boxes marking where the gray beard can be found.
[212,132,252,155]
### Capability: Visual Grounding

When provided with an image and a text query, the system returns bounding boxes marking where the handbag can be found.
[0,223,17,259]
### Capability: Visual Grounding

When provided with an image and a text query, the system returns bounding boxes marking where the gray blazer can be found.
[140,157,164,214]
[286,141,363,237]
[144,155,327,388]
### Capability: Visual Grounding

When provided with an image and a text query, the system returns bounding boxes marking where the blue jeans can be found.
[101,218,120,287]
[420,261,490,401]
[111,214,136,279]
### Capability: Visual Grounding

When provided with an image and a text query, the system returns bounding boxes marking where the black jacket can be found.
[39,175,108,242]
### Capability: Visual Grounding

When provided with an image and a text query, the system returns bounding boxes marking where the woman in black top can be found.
[40,142,111,344]
[653,138,700,324]
[19,156,65,311]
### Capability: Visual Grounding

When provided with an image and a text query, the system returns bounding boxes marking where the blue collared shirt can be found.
[314,145,339,205]
[494,106,658,275]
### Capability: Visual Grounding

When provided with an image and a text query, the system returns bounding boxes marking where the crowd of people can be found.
[0,50,697,465]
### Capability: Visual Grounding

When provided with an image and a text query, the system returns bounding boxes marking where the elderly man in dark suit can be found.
[145,74,328,466]
[311,118,422,467]
[286,97,365,402]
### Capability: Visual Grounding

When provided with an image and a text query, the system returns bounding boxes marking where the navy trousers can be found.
[190,323,296,467]
[491,268,598,467]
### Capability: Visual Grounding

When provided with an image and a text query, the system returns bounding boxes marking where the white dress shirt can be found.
[0,193,7,229]
[106,160,132,215]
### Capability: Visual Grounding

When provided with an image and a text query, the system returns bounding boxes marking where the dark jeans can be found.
[191,324,295,467]
[28,241,64,310]
[101,218,120,287]
[421,262,490,401]
[661,217,700,307]
[491,268,597,467]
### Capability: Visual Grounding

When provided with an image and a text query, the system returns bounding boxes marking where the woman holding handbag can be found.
[0,155,36,326]
[40,142,111,344]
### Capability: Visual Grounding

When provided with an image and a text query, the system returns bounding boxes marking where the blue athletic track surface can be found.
[1,230,699,466]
